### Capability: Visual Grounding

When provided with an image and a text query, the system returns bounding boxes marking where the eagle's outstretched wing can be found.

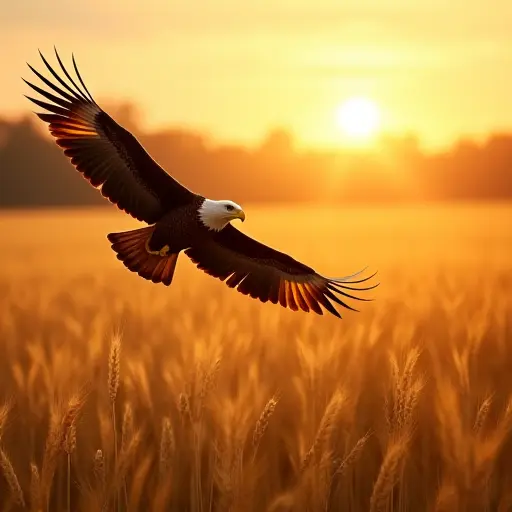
[185,224,378,318]
[24,49,195,223]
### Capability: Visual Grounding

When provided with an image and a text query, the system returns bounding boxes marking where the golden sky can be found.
[1,0,512,149]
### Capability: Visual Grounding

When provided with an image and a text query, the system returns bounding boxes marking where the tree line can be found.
[1,105,512,208]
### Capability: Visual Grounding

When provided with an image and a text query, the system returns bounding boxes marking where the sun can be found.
[336,97,381,142]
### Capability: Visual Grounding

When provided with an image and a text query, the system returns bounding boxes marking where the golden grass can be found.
[0,205,511,511]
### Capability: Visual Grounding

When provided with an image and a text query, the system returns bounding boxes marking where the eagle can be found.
[23,49,378,318]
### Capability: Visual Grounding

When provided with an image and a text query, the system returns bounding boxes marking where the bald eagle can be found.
[23,49,378,318]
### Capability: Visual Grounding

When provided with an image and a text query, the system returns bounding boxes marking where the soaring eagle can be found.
[24,49,378,318]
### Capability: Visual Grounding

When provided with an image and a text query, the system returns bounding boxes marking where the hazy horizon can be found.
[3,110,512,208]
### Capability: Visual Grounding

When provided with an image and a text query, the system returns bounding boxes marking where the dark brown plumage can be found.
[24,49,378,318]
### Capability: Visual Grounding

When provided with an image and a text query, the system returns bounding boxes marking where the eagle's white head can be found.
[198,199,246,231]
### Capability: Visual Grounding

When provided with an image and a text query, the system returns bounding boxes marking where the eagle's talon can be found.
[145,239,169,257]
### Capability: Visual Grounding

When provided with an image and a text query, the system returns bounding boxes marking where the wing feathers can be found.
[38,49,84,101]
[72,53,95,103]
[268,280,280,305]
[23,79,73,109]
[278,281,287,308]
[301,285,323,315]
[285,281,298,311]
[327,282,374,302]
[27,62,78,103]
[323,287,359,312]
[54,48,89,102]
[305,282,340,318]
[292,283,309,313]
[185,224,377,318]
[24,49,195,223]
[25,96,74,118]
[330,271,378,285]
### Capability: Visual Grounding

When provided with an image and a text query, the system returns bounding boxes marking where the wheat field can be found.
[0,204,511,512]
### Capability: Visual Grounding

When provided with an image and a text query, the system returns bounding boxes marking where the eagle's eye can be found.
[225,204,234,212]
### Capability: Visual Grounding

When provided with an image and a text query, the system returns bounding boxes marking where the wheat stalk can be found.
[63,421,76,512]
[121,402,134,453]
[63,422,76,455]
[113,430,142,495]
[335,430,372,476]
[401,376,424,432]
[30,462,41,512]
[94,449,106,494]
[474,395,493,435]
[0,400,12,439]
[108,333,121,512]
[108,334,121,405]
[178,392,191,425]
[301,389,346,472]
[159,416,175,478]
[387,348,423,438]
[370,436,409,512]
[0,446,25,507]
[197,357,222,419]
[121,402,134,509]
[253,395,279,459]
[41,390,86,510]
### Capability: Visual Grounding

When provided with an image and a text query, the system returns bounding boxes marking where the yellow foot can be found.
[145,240,170,257]
[159,245,170,256]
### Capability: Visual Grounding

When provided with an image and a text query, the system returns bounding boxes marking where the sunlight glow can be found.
[336,97,381,142]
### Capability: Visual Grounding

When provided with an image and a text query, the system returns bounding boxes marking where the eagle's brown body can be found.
[147,196,207,254]
[24,49,378,318]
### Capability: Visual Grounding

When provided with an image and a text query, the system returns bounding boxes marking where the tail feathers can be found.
[107,227,178,286]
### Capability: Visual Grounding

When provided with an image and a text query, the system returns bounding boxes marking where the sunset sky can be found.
[1,0,511,150]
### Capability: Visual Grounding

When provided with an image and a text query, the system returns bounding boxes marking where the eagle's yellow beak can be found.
[237,210,246,222]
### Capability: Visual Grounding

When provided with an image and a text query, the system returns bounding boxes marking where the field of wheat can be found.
[0,204,511,512]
